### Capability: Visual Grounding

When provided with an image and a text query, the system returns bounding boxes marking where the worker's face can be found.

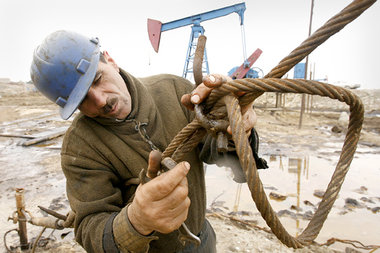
[78,51,132,119]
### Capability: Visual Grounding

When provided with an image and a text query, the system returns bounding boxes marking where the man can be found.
[30,30,266,253]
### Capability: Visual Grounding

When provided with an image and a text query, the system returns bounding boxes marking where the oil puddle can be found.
[205,150,380,251]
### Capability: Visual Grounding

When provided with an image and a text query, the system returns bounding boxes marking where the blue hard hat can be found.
[30,30,100,120]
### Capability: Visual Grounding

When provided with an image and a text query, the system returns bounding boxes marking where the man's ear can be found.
[102,51,119,71]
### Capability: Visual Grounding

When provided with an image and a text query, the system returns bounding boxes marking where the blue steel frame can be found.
[159,3,246,78]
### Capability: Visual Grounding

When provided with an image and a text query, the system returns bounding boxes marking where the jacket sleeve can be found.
[111,204,158,253]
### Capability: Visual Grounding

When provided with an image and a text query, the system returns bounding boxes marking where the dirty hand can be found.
[128,151,191,235]
[181,74,257,135]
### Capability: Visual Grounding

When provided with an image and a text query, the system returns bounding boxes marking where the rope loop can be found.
[162,0,374,248]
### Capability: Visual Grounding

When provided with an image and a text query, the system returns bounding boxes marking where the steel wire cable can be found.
[161,0,373,248]
[164,78,364,248]
[222,78,364,247]
[204,0,376,110]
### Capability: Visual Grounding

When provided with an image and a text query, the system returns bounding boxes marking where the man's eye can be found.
[93,75,102,85]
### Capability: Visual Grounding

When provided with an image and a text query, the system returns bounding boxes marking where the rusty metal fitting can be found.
[194,103,230,152]
[194,103,229,133]
[8,211,18,224]
[15,188,29,250]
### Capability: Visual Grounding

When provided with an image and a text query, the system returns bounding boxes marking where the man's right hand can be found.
[127,151,191,235]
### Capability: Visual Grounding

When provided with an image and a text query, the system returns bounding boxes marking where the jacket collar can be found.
[91,69,157,134]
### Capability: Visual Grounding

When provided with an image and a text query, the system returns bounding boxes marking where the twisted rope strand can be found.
[164,78,364,248]
[222,79,363,247]
[162,0,372,248]
[162,119,203,159]
[266,0,376,79]
[238,0,376,106]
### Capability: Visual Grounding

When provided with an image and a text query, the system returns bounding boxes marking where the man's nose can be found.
[86,87,107,108]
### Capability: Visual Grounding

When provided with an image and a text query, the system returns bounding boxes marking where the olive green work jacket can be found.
[61,70,205,252]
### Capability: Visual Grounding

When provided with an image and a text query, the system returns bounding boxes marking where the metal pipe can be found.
[299,0,315,129]
[15,188,29,250]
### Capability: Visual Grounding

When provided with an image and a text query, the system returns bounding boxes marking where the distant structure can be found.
[333,81,361,89]
[0,78,11,83]
[148,2,248,78]
[294,63,306,79]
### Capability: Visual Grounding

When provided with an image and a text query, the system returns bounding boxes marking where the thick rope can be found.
[265,0,376,79]
[205,0,376,110]
[164,79,364,248]
[161,0,372,248]
[223,79,363,247]
[162,119,204,160]
[193,35,207,86]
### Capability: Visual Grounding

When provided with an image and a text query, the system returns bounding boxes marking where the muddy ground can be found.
[0,82,379,253]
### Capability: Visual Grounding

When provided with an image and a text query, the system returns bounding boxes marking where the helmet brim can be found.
[59,50,100,120]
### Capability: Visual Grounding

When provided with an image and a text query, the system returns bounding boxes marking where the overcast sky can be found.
[0,0,379,89]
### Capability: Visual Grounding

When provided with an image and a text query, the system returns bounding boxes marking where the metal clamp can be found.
[194,103,229,153]
[161,157,201,247]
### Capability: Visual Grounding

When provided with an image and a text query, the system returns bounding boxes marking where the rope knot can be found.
[194,102,230,153]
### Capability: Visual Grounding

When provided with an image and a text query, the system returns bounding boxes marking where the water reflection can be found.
[205,152,380,248]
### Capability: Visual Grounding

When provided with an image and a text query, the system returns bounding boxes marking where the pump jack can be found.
[147,2,262,79]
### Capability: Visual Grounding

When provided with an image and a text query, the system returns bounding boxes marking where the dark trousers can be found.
[179,219,216,253]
